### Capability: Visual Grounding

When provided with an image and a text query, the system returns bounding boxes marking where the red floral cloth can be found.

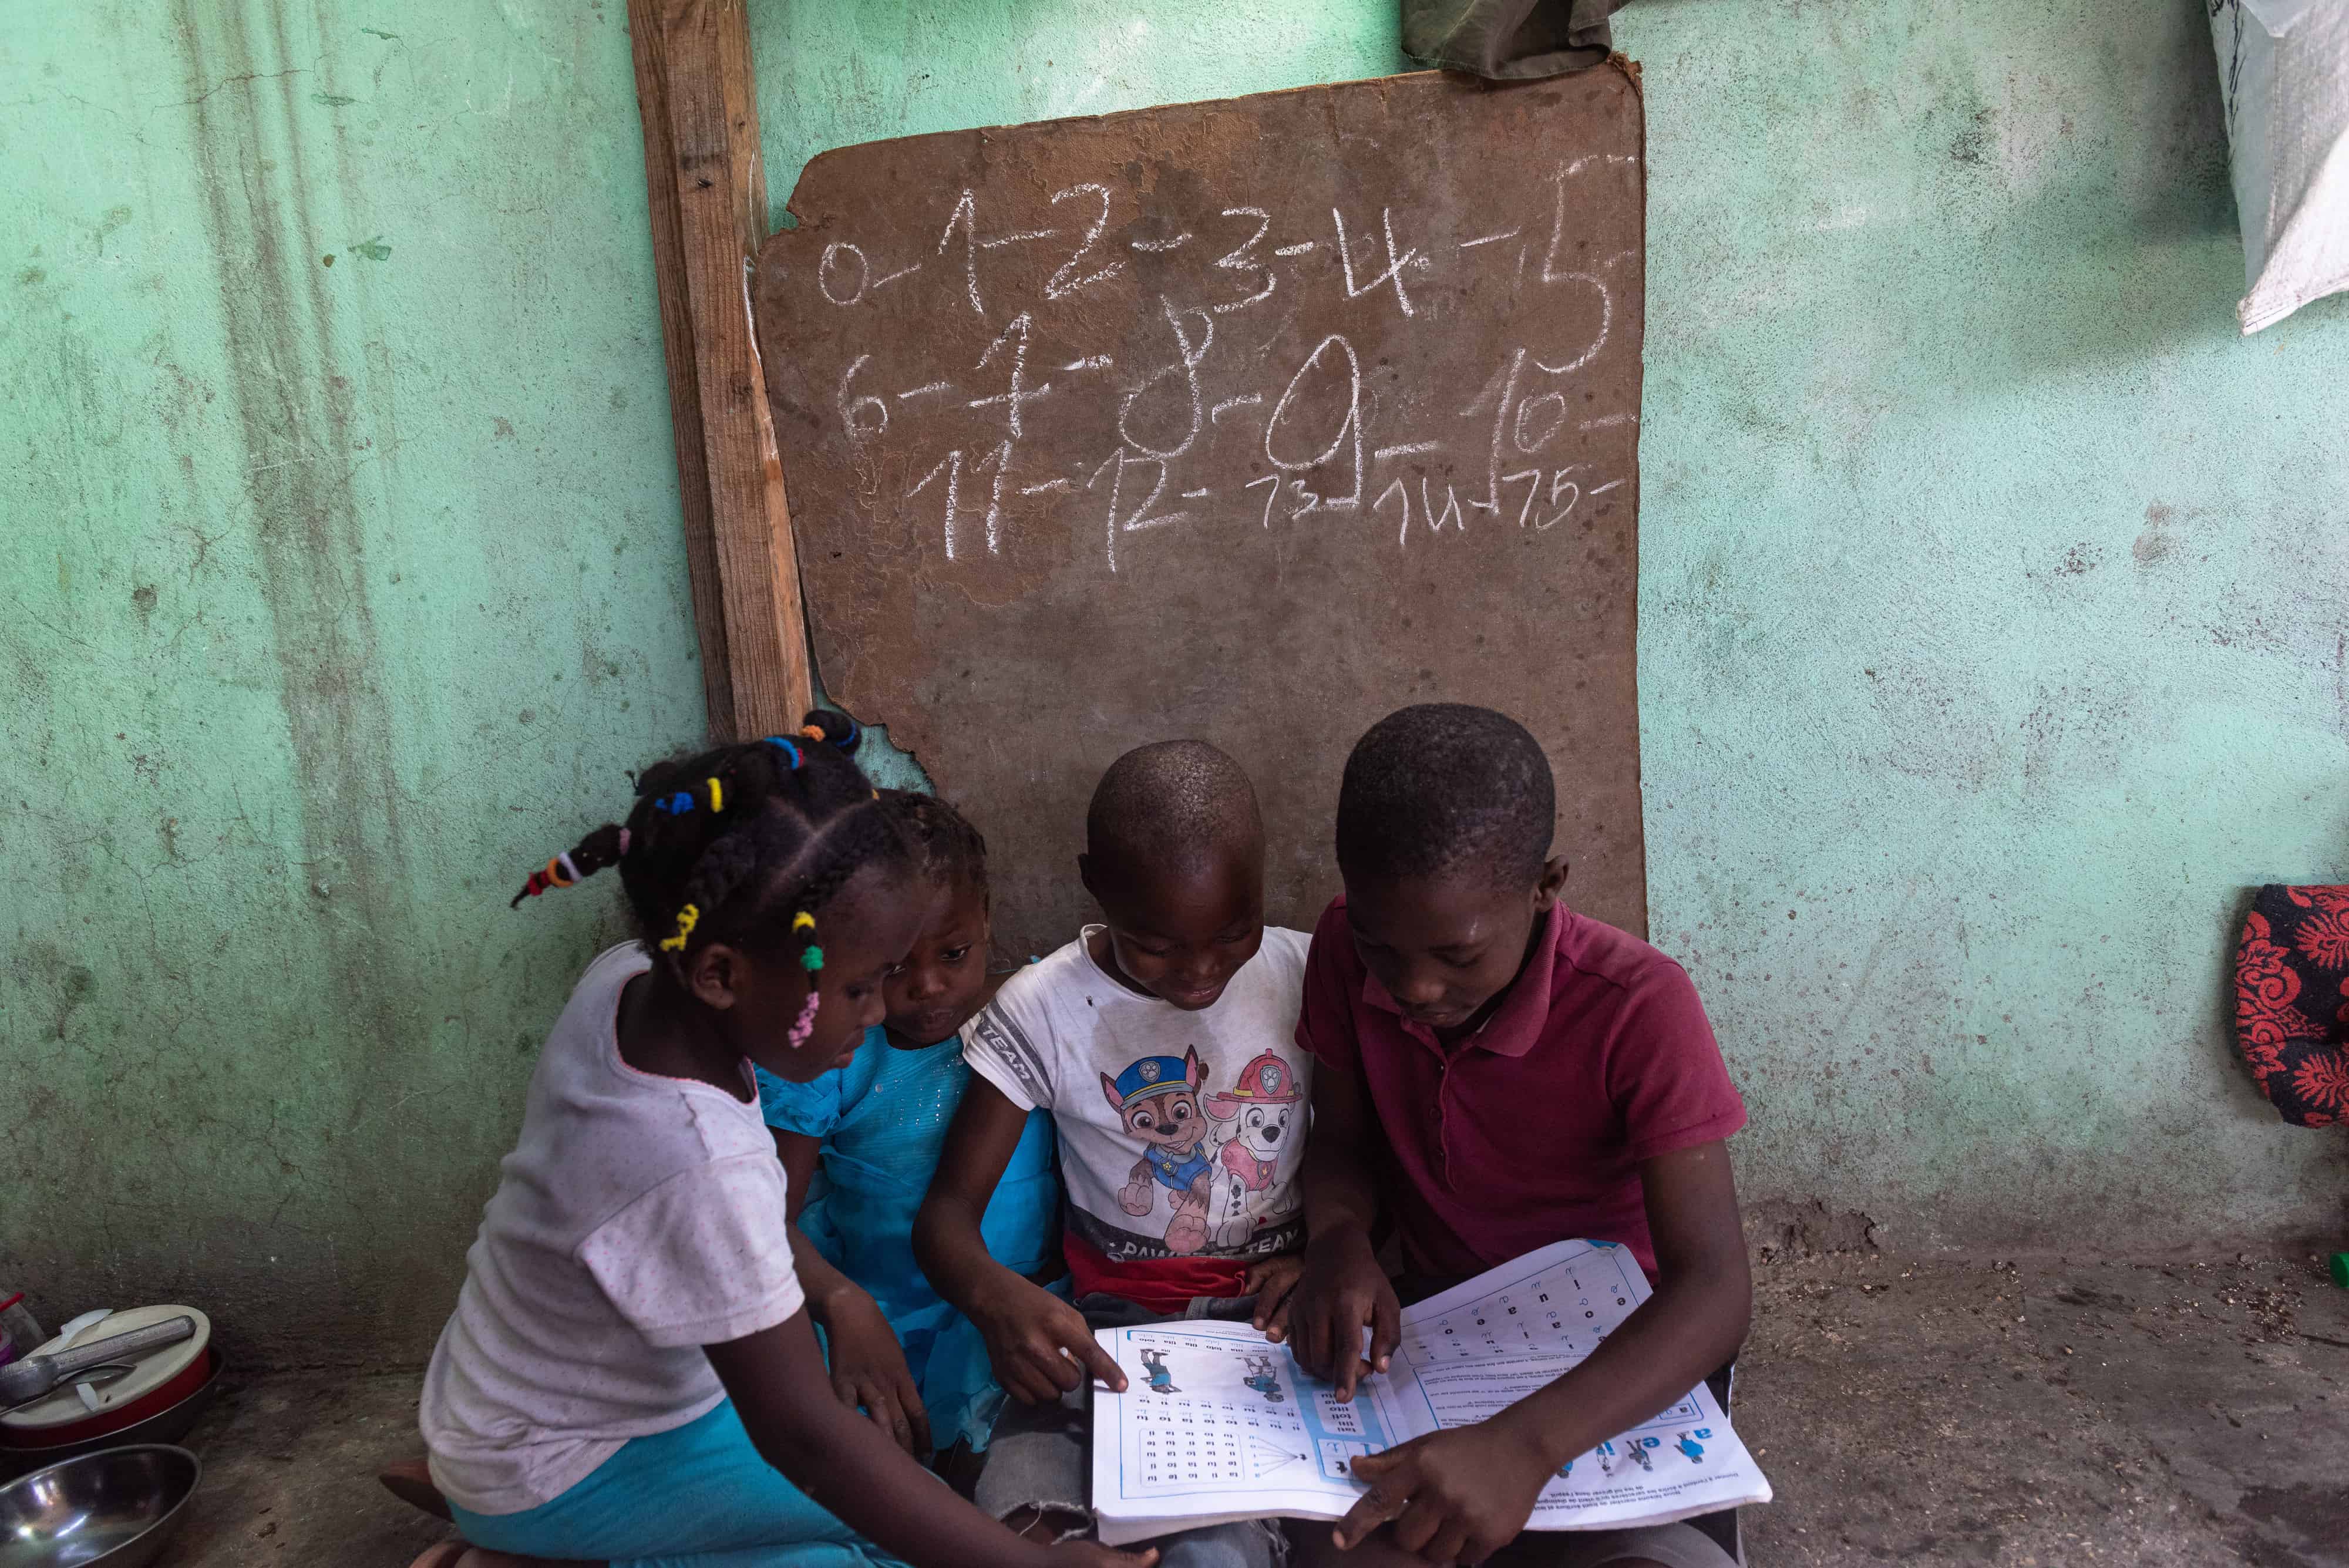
[2233,885,2349,1127]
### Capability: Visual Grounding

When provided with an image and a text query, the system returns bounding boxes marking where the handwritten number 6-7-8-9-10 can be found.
[813,156,1637,572]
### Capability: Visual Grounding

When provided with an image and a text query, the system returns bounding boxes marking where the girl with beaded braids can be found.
[412,715,1151,1568]
[759,792,1066,1476]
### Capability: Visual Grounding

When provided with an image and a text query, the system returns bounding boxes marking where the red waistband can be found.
[1064,1230,1250,1314]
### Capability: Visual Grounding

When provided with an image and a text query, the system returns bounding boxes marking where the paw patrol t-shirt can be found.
[963,925,1311,1310]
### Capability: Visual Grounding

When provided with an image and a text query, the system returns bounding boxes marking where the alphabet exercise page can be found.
[1371,1240,1772,1529]
[1091,1240,1770,1544]
[1091,1318,1399,1544]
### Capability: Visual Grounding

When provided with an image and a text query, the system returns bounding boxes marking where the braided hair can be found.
[510,712,910,1038]
[880,790,989,902]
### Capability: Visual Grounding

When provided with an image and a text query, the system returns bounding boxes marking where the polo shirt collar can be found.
[1359,901,1563,1058]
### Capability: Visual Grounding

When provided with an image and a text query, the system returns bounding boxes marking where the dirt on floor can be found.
[1734,1249,2346,1567]
[122,1251,2347,1567]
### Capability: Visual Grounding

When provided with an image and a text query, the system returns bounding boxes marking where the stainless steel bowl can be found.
[0,1445,200,1568]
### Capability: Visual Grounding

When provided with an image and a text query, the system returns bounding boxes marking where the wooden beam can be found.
[626,1,732,731]
[627,0,813,741]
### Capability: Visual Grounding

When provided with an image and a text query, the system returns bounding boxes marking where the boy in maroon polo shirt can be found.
[1267,704,1751,1568]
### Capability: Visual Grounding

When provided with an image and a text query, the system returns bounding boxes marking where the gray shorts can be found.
[1479,1520,1740,1567]
[973,1292,1285,1568]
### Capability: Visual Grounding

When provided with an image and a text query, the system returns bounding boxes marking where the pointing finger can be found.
[1369,1289,1402,1376]
[1332,1323,1365,1402]
[1075,1333,1129,1392]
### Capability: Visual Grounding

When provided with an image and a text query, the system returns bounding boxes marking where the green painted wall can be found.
[1620,2,2347,1250]
[4,0,2342,1362]
[0,0,709,1354]
[756,0,2349,1255]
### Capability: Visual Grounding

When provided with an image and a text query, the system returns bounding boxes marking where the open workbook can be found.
[1090,1239,1772,1546]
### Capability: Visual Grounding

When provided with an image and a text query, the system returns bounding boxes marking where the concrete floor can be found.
[114,1251,2348,1567]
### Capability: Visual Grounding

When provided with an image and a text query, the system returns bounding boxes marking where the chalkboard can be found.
[753,67,1647,960]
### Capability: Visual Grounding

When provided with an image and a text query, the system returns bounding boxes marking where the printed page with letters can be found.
[1092,1240,1771,1546]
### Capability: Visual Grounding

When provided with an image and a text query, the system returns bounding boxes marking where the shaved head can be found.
[1337,703,1554,889]
[1086,739,1263,876]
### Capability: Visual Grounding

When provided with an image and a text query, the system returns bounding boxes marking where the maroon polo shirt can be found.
[1296,897,1745,1282]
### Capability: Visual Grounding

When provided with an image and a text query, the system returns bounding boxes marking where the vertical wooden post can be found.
[628,0,813,741]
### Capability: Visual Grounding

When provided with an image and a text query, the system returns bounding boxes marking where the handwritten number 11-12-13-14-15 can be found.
[805,155,1638,572]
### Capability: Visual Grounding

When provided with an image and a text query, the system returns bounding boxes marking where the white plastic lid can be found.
[1,1304,212,1434]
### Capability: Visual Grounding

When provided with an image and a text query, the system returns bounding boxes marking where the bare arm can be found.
[771,1125,929,1454]
[1266,1059,1401,1398]
[911,1080,1031,1313]
[1297,1053,1385,1248]
[706,1315,1148,1568]
[773,1128,854,1315]
[914,1079,1125,1403]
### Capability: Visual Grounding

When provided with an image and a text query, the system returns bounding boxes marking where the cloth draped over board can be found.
[1402,0,1633,80]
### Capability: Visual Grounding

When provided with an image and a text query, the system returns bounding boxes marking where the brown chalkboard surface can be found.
[754,67,1647,959]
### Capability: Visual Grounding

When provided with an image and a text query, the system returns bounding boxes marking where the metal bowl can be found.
[0,1352,225,1478]
[0,1445,200,1568]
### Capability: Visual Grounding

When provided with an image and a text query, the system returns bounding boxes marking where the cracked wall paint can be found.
[1,0,707,1357]
[2,0,2345,1366]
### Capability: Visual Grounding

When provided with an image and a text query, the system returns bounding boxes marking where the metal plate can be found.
[0,1445,199,1568]
[755,68,1648,955]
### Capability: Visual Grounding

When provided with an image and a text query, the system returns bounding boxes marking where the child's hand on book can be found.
[1333,1425,1551,1564]
[1262,1226,1399,1401]
[1242,1252,1304,1324]
[970,1272,1128,1405]
[823,1290,932,1455]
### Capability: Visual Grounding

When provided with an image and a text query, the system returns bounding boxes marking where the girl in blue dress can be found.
[759,792,1062,1465]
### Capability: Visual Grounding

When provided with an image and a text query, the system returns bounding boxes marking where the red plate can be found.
[1,1305,213,1450]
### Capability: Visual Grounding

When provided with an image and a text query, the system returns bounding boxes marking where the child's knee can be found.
[971,1416,1088,1534]
[1004,1505,1091,1543]
[1160,1518,1288,1568]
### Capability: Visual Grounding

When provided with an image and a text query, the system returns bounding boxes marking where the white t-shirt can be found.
[962,927,1311,1278]
[419,944,805,1515]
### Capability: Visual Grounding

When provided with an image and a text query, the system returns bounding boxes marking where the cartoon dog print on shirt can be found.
[1102,1048,1216,1254]
[1203,1052,1304,1250]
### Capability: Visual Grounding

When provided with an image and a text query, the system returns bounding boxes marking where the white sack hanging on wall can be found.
[2210,0,2349,333]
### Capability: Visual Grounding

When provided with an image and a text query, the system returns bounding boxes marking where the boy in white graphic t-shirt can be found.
[916,740,1308,1568]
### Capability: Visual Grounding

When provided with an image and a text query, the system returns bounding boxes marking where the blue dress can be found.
[757,1029,1062,1453]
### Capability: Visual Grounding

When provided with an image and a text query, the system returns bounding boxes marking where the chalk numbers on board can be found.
[810,155,1640,569]
[1046,183,1124,302]
[1212,207,1277,314]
